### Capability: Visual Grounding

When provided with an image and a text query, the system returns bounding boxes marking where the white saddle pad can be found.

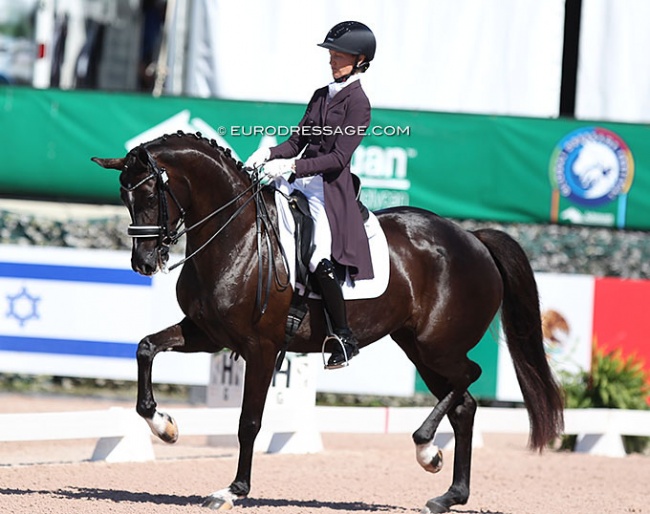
[274,178,390,300]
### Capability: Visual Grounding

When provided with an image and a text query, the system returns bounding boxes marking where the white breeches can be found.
[291,175,332,272]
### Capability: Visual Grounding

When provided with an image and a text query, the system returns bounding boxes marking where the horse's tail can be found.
[473,228,564,451]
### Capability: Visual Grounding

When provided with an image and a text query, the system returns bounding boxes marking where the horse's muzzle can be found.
[132,246,162,276]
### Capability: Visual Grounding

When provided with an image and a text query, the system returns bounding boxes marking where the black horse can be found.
[92,132,563,513]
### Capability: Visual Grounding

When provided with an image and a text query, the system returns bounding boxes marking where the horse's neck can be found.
[183,180,276,269]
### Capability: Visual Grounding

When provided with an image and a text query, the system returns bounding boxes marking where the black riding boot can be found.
[314,258,359,368]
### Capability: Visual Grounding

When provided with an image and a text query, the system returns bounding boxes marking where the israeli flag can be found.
[0,245,209,384]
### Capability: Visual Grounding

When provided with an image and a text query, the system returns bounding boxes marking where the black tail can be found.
[473,228,564,451]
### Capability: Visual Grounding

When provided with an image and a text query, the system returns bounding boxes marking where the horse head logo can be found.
[571,140,620,200]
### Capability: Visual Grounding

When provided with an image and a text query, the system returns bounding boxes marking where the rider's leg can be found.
[313,258,359,368]
[294,176,359,368]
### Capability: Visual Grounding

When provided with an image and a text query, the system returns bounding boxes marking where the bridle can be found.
[122,145,290,313]
[121,148,186,247]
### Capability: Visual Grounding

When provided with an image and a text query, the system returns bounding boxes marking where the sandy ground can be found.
[0,393,648,514]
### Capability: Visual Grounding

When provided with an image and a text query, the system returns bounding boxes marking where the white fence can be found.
[0,406,648,462]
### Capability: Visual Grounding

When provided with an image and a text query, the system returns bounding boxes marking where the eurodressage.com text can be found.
[222,125,411,137]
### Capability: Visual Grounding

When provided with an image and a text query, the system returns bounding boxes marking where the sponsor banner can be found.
[593,277,650,378]
[2,88,650,229]
[496,273,595,402]
[549,127,635,229]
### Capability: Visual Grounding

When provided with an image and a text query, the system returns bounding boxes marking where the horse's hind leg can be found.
[419,390,478,514]
[136,317,215,443]
[407,353,481,514]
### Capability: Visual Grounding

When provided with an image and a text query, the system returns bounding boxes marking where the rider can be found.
[245,21,376,369]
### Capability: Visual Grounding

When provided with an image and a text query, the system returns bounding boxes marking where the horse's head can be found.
[92,143,186,275]
[93,132,252,276]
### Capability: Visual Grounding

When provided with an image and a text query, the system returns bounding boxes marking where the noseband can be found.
[121,148,186,249]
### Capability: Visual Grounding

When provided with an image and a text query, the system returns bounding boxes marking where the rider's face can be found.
[329,50,363,80]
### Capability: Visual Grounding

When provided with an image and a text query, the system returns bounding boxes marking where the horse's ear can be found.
[91,157,124,170]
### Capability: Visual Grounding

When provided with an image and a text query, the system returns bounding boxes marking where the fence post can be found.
[91,408,155,462]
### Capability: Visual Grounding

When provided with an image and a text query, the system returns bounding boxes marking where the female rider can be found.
[245,21,376,369]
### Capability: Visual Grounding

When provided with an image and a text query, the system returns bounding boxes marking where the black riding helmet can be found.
[318,21,376,73]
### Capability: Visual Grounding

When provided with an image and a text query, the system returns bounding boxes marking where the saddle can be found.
[287,175,369,288]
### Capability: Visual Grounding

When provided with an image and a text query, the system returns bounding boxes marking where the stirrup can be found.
[321,334,352,370]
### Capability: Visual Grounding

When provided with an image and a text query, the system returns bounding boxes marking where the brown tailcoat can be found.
[270,80,373,280]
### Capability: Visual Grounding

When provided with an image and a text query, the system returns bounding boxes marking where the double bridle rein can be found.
[122,145,289,313]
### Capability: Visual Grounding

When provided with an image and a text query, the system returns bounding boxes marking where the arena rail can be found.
[0,406,648,462]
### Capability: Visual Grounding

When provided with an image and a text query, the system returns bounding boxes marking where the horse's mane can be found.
[146,130,246,174]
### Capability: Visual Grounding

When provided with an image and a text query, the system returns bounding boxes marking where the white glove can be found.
[244,147,271,168]
[263,158,295,178]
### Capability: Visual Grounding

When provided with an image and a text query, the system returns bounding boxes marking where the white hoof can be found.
[202,488,239,510]
[145,411,178,443]
[416,442,444,474]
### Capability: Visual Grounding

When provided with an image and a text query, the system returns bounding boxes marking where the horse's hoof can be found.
[416,443,443,474]
[146,411,179,443]
[201,497,233,510]
[421,498,450,514]
[202,489,239,510]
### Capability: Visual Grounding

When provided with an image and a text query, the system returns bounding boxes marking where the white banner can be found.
[576,0,650,123]
[0,245,211,384]
[186,0,565,117]
[1,246,597,399]
[496,272,595,402]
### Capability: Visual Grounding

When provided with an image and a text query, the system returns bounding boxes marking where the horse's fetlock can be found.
[412,430,430,446]
[449,484,469,504]
[229,480,250,497]
[136,400,156,418]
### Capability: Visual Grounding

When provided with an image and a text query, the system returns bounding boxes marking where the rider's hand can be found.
[244,147,271,168]
[263,158,295,178]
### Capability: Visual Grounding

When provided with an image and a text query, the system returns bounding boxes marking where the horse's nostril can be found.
[132,260,155,276]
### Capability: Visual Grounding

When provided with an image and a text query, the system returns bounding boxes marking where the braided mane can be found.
[154,130,245,172]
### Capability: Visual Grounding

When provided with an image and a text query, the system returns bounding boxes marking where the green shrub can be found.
[560,345,650,454]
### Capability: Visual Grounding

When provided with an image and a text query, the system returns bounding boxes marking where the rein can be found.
[124,145,290,314]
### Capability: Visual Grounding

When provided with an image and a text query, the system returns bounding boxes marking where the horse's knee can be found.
[238,417,262,443]
[136,337,157,363]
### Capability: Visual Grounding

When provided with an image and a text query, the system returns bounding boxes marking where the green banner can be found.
[414,318,500,400]
[2,87,650,230]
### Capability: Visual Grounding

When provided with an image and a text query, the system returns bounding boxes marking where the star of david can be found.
[5,287,41,327]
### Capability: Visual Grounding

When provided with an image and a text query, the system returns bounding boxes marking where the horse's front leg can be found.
[203,345,277,510]
[136,317,214,443]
